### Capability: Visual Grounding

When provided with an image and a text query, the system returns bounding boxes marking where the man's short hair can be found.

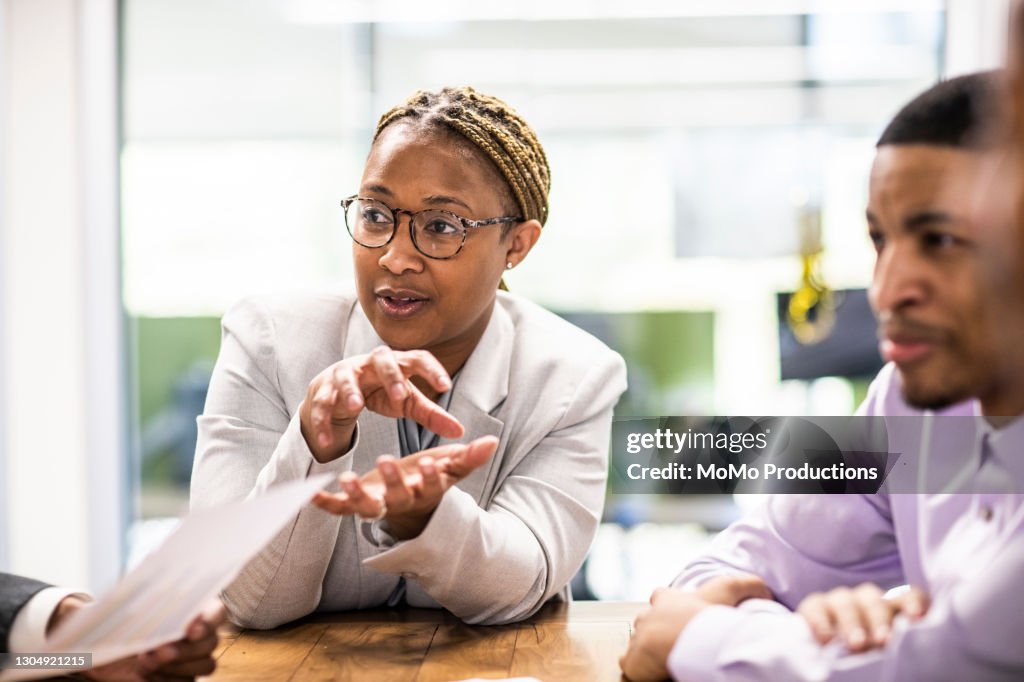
[877,71,998,150]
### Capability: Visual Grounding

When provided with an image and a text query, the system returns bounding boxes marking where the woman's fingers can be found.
[315,472,384,519]
[418,456,444,501]
[309,381,340,449]
[443,436,499,479]
[342,473,386,518]
[332,363,364,415]
[311,490,354,515]
[378,456,415,510]
[368,346,410,403]
[301,362,363,458]
[361,347,463,437]
[404,382,464,438]
[396,349,453,394]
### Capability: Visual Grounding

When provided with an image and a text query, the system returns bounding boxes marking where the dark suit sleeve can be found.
[0,572,52,653]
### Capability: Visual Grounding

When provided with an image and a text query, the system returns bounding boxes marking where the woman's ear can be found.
[504,219,542,268]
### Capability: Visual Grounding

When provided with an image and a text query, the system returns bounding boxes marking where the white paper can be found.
[3,474,331,681]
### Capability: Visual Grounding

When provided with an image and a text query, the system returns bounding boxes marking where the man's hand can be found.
[48,598,226,681]
[620,588,712,682]
[311,436,498,539]
[797,584,929,652]
[695,573,773,607]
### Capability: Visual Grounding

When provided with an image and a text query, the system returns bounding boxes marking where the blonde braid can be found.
[373,87,551,227]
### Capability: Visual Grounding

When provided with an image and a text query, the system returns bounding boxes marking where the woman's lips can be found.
[879,338,936,365]
[376,294,429,319]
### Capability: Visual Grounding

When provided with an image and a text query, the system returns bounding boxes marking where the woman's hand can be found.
[299,346,464,462]
[797,583,929,652]
[311,436,499,539]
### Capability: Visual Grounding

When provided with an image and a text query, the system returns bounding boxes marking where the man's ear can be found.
[504,219,542,268]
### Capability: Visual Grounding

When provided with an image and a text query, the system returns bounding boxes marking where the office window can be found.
[121,1,944,584]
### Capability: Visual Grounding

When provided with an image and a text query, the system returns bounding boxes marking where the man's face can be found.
[867,144,998,409]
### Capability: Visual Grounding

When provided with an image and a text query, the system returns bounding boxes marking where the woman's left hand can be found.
[311,436,499,539]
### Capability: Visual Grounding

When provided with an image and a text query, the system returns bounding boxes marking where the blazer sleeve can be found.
[362,351,628,624]
[0,573,50,652]
[190,298,353,629]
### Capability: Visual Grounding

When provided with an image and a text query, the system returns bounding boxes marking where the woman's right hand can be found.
[299,346,464,462]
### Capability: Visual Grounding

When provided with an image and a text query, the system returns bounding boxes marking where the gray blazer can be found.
[191,291,627,629]
[1,573,49,652]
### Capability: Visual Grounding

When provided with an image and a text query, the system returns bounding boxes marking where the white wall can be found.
[946,0,1013,76]
[0,0,125,592]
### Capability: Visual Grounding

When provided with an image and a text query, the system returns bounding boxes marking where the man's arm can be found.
[672,492,904,610]
[673,366,905,607]
[665,535,1024,682]
[0,573,57,652]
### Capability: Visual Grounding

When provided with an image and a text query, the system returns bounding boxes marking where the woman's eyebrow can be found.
[361,184,393,196]
[423,194,473,212]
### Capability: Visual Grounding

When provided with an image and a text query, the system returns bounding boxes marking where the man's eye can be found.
[923,231,960,250]
[869,231,885,252]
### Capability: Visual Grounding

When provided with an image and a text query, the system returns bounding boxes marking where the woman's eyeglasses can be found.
[341,195,522,260]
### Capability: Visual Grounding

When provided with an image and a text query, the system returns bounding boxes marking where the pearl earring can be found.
[506,262,514,270]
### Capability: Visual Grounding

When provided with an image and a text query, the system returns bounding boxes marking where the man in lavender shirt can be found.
[620,71,1024,681]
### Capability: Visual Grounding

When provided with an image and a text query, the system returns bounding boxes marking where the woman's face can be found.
[353,123,524,368]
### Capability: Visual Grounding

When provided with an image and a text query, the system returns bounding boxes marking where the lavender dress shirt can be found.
[668,363,1024,681]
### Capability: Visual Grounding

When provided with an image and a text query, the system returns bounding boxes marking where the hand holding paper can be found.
[3,474,331,682]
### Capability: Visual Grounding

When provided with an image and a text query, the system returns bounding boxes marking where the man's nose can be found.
[869,244,927,317]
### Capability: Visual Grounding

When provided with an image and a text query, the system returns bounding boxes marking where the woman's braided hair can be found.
[374,87,551,228]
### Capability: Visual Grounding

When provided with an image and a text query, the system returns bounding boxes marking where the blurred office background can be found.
[0,0,1011,597]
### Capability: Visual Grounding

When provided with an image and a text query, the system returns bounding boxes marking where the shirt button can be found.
[980,506,994,522]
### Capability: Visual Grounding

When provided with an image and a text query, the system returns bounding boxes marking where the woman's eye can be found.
[362,209,392,224]
[423,219,461,236]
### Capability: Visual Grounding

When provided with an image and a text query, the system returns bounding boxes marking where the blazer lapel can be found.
[344,303,402,472]
[443,301,512,504]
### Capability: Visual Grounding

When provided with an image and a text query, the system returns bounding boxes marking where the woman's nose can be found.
[377,216,424,275]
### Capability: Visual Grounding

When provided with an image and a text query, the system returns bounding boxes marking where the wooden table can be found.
[206,601,646,681]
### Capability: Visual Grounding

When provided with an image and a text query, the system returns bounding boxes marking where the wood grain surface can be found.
[204,601,645,682]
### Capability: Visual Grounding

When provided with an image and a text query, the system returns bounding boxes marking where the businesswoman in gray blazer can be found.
[190,87,627,629]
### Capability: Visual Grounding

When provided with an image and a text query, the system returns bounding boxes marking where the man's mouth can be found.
[879,337,937,365]
[374,288,430,319]
[878,323,943,366]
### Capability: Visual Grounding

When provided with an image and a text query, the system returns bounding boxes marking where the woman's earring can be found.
[506,262,514,270]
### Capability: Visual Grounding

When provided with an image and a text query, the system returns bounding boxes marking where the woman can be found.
[190,87,627,628]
